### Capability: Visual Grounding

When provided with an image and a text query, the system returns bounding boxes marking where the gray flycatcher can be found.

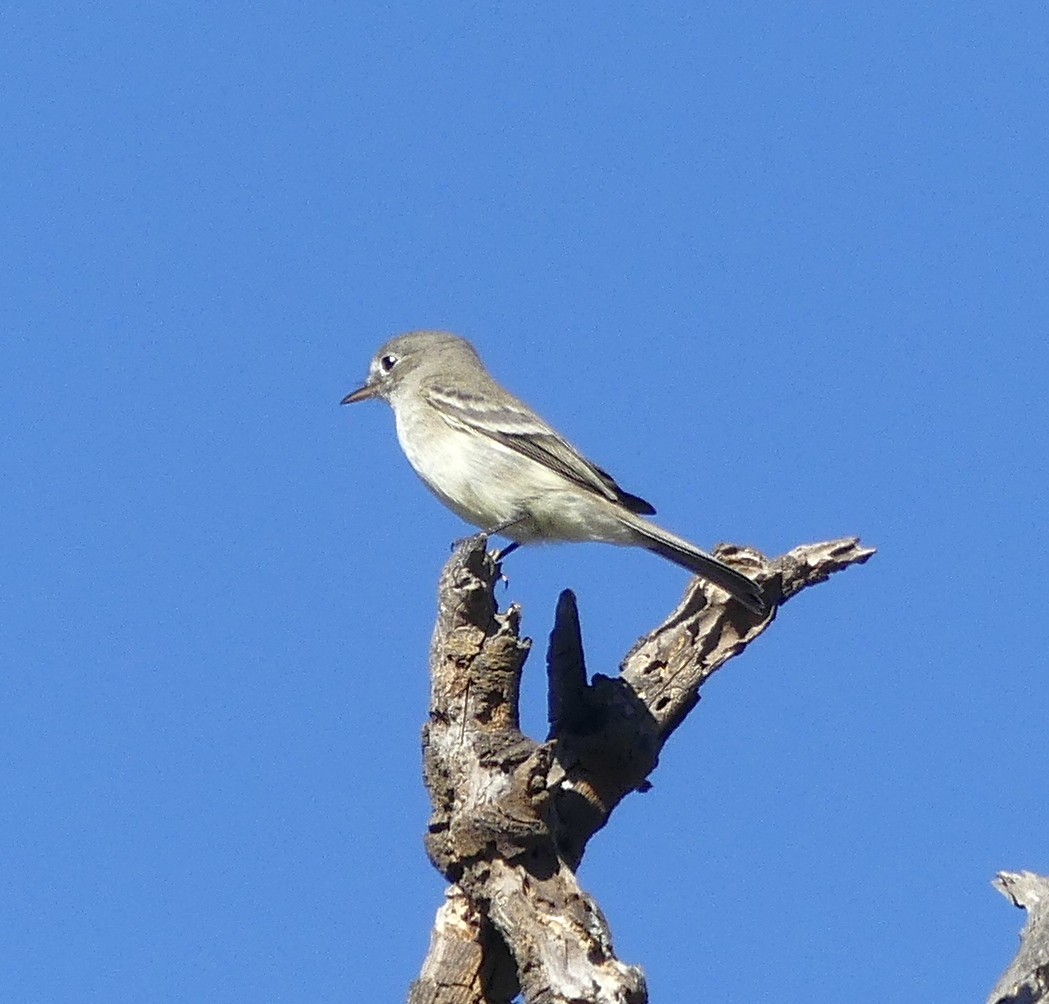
[342,331,766,614]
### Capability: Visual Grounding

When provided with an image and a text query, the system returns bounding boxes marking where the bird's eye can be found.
[379,354,398,373]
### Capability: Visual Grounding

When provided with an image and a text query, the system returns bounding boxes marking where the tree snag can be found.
[408,536,874,1004]
[987,870,1049,1004]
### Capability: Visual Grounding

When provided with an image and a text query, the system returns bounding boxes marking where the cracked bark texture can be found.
[407,536,874,1004]
[987,871,1049,1004]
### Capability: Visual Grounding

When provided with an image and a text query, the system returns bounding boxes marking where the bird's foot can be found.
[449,534,518,587]
[449,531,490,553]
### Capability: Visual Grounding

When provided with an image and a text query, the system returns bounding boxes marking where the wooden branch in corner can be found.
[986,871,1049,1004]
[409,536,873,1004]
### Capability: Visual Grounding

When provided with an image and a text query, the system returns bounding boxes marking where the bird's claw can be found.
[448,534,517,589]
[449,531,490,553]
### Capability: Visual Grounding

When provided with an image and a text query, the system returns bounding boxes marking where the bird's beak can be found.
[340,382,379,405]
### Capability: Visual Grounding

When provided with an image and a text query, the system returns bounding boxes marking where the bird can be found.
[341,331,766,615]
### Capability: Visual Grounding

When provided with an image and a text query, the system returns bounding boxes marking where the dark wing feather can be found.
[425,385,656,515]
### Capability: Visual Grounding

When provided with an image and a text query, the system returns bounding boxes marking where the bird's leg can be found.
[492,541,520,562]
[449,517,523,564]
[484,516,518,536]
[484,516,525,565]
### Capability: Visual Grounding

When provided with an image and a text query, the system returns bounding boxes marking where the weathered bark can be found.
[987,871,1049,1004]
[408,536,873,1003]
[410,888,518,1004]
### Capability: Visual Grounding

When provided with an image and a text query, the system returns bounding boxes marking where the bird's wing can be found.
[425,384,656,515]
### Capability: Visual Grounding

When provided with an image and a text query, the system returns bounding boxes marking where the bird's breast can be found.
[388,393,636,545]
[391,398,525,530]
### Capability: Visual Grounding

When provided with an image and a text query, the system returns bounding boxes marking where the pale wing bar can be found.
[426,385,656,516]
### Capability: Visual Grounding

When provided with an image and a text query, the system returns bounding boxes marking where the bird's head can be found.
[340,330,479,405]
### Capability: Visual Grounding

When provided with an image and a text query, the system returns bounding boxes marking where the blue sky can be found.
[2,3,1046,1001]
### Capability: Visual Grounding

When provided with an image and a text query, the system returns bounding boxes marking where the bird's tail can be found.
[625,516,767,615]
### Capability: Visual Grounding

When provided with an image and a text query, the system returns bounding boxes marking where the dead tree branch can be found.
[987,871,1049,1004]
[408,536,873,1004]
